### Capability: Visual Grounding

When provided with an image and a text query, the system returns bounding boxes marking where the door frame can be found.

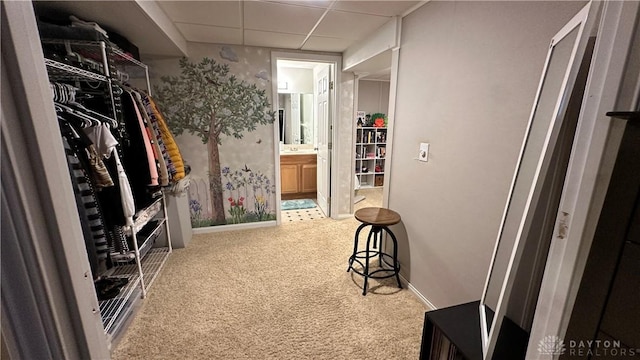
[271,51,342,224]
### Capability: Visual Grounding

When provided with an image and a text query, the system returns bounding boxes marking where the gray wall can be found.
[358,80,390,115]
[388,1,586,308]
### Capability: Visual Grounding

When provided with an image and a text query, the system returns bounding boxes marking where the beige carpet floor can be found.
[113,214,428,359]
[354,187,383,210]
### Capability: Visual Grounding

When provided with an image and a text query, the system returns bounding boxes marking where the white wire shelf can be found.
[45,58,108,82]
[40,39,140,66]
[111,218,166,265]
[99,274,141,335]
[138,218,167,260]
[111,47,147,69]
[124,197,163,236]
[110,247,170,290]
[41,39,148,82]
[99,247,170,335]
[141,248,171,290]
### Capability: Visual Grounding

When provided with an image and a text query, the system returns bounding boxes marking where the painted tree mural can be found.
[155,57,275,225]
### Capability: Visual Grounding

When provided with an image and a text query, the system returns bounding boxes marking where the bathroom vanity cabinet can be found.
[280,154,317,200]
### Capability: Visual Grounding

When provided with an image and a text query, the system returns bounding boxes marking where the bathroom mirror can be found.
[480,2,598,357]
[278,93,314,145]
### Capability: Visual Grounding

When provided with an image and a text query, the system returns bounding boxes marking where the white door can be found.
[314,64,331,216]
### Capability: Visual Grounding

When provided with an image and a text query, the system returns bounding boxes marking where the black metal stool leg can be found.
[372,226,378,249]
[363,227,375,295]
[348,223,368,272]
[386,228,403,289]
[378,227,384,268]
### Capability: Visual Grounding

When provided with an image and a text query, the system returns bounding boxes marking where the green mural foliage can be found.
[154,57,276,225]
[155,57,275,144]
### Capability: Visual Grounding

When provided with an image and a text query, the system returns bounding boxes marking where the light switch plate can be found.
[419,143,429,162]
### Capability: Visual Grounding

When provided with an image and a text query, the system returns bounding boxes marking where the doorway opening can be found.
[271,53,340,225]
[354,78,390,211]
[350,49,395,212]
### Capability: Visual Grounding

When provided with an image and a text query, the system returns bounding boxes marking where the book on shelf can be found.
[377,146,386,158]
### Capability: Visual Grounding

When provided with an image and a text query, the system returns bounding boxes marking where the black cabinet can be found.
[420,301,483,360]
[420,301,528,360]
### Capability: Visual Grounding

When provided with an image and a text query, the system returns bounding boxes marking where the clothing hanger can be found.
[68,101,118,128]
[57,115,82,139]
[50,82,118,128]
[56,105,91,128]
[112,85,124,96]
[113,69,129,83]
[51,82,77,104]
[55,102,102,128]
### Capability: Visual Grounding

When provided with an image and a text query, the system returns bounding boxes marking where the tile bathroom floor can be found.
[281,200,325,223]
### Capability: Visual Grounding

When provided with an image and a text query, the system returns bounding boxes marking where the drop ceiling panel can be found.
[263,0,333,9]
[301,36,354,52]
[176,23,242,45]
[244,1,325,35]
[314,10,389,40]
[244,30,306,49]
[158,1,241,28]
[331,1,420,16]
[34,0,423,56]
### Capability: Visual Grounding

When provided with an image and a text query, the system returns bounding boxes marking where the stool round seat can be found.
[355,207,401,226]
[348,207,402,295]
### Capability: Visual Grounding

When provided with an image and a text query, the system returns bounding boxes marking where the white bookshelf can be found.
[355,126,387,188]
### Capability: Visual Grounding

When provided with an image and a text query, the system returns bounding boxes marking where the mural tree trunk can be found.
[154,57,275,226]
[208,113,225,224]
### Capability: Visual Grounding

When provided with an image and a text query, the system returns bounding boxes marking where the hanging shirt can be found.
[113,151,135,226]
[85,145,114,188]
[84,124,135,226]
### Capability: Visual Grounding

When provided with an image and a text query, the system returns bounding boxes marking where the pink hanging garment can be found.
[126,91,159,186]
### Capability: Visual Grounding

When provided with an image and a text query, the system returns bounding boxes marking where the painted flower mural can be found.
[187,165,276,226]
[154,57,276,226]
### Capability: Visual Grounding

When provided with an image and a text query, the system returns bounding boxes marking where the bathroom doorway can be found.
[271,53,340,224]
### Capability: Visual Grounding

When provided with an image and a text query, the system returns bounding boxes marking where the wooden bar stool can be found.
[347,207,402,295]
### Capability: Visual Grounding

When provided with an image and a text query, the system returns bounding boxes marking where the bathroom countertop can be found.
[280,150,317,155]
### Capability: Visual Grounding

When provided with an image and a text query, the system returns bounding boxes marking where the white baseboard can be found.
[399,273,437,311]
[192,220,277,234]
[334,213,353,220]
